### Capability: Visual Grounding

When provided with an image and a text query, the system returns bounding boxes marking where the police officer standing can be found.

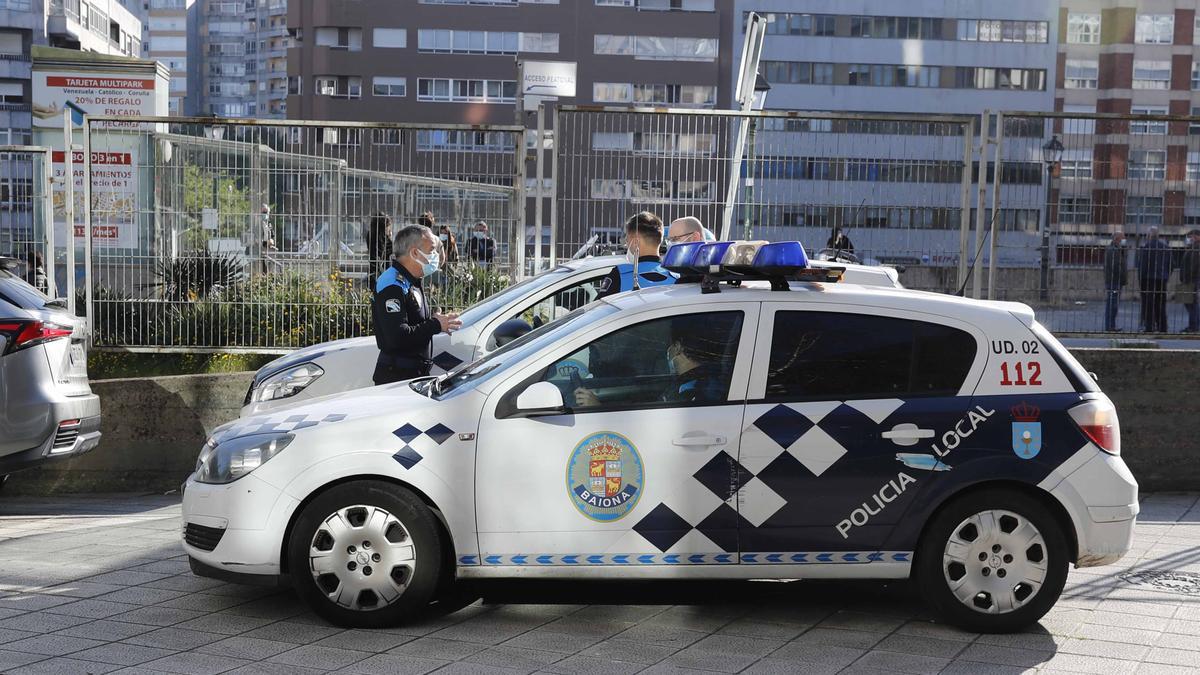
[372,224,462,385]
[597,211,678,299]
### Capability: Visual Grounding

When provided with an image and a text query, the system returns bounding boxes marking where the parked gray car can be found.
[0,257,101,485]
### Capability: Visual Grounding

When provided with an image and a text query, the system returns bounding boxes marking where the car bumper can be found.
[1045,448,1139,568]
[0,399,101,474]
[181,472,299,577]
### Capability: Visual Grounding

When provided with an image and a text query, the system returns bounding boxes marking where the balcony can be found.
[0,55,31,80]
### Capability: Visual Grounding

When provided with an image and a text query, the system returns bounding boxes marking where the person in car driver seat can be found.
[597,211,678,299]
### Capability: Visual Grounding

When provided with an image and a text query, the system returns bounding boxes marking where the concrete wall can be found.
[6,348,1197,494]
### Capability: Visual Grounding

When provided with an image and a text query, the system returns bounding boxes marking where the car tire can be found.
[288,480,444,628]
[915,488,1069,633]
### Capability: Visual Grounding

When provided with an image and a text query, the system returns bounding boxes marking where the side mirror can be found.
[515,381,566,416]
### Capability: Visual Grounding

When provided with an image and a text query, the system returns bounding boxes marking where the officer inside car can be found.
[596,211,678,299]
[372,224,462,385]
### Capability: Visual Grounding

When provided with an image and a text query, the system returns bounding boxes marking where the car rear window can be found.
[0,269,50,311]
[766,311,978,400]
[1030,321,1099,393]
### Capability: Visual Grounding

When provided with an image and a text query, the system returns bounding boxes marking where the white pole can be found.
[42,148,55,298]
[82,117,94,339]
[514,60,526,280]
[988,112,1006,301]
[549,104,559,268]
[63,112,76,316]
[972,111,990,300]
[720,13,766,241]
[534,100,545,274]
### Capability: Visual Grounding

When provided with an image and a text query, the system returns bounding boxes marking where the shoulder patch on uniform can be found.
[385,298,403,313]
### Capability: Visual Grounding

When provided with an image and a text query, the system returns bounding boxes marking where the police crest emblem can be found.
[1011,401,1042,459]
[566,432,644,522]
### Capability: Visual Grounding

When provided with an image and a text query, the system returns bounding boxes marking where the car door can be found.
[739,303,986,557]
[473,302,759,565]
[474,271,609,357]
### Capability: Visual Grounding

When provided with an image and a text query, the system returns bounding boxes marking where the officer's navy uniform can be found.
[372,261,441,385]
[597,255,678,299]
[666,363,726,404]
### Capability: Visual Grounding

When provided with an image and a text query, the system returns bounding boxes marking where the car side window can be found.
[544,311,744,412]
[766,311,977,400]
[520,276,605,329]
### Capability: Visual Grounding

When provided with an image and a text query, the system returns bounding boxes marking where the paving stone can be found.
[541,653,650,675]
[464,646,563,673]
[335,652,448,675]
[1145,647,1200,668]
[0,593,78,611]
[431,662,531,675]
[787,627,887,650]
[501,628,599,655]
[314,629,415,653]
[873,633,969,659]
[388,636,489,660]
[269,644,373,670]
[84,571,172,587]
[714,618,807,641]
[2,633,106,656]
[243,620,344,644]
[92,586,187,607]
[67,642,178,666]
[0,626,38,645]
[173,612,278,636]
[0,649,49,670]
[223,663,327,675]
[43,598,142,620]
[0,610,93,632]
[197,636,298,660]
[156,592,248,613]
[38,582,127,599]
[662,647,763,673]
[759,642,864,668]
[110,605,209,627]
[956,643,1055,669]
[610,623,707,648]
[851,650,952,673]
[123,627,227,650]
[7,656,124,674]
[140,651,253,675]
[55,619,157,642]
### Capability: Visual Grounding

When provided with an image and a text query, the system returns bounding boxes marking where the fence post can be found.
[83,117,95,337]
[64,113,76,317]
[549,104,560,267]
[331,161,343,274]
[972,111,990,300]
[958,116,975,292]
[513,120,527,281]
[534,100,545,274]
[988,112,1006,301]
[41,148,56,298]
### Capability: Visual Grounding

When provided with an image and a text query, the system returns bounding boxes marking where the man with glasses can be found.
[666,216,716,248]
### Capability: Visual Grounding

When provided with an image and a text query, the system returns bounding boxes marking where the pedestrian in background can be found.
[827,226,854,255]
[1179,229,1200,333]
[365,212,393,274]
[1102,231,1127,332]
[24,250,47,293]
[371,224,461,385]
[597,211,677,299]
[1136,227,1172,333]
[666,216,716,249]
[439,224,460,264]
[468,221,496,264]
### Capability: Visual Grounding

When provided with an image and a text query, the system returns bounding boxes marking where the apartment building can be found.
[1056,1,1200,242]
[1,0,142,146]
[203,0,289,117]
[731,1,1060,263]
[121,0,199,115]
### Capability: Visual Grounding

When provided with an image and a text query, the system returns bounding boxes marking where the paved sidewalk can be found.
[0,493,1197,675]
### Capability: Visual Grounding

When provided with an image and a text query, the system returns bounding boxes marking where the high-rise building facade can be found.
[286,0,730,125]
[1056,1,1200,240]
[202,0,288,118]
[0,0,143,145]
[122,0,199,115]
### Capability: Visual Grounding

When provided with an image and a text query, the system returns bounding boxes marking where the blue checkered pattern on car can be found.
[391,422,456,469]
[457,551,911,566]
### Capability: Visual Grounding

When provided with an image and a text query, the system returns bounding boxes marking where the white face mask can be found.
[473,231,486,240]
[438,233,448,242]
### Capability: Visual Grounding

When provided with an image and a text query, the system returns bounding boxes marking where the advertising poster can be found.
[52,149,139,249]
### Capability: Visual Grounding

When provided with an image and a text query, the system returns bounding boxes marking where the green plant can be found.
[153,252,245,302]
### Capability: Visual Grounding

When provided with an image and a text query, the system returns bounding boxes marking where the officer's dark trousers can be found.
[373,364,424,386]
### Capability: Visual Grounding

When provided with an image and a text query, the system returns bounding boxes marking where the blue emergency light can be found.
[664,240,838,293]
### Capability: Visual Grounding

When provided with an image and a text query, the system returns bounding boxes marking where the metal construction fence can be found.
[6,108,1200,350]
[76,117,522,350]
[990,110,1200,335]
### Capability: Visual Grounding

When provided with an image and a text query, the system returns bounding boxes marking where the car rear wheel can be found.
[288,480,443,627]
[915,489,1069,633]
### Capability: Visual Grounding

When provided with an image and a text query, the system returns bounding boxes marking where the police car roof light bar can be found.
[664,241,842,294]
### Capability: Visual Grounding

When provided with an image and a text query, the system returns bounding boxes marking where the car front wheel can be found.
[916,489,1070,633]
[288,480,444,627]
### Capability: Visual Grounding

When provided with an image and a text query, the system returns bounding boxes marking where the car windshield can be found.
[427,300,619,399]
[455,265,575,328]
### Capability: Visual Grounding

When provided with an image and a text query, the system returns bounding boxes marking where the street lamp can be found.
[1039,134,1064,301]
[743,72,771,239]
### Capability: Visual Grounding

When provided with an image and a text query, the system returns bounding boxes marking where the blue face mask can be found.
[665,343,678,375]
[415,249,440,277]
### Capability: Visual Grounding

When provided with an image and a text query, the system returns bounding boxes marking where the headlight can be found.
[251,363,324,403]
[194,433,294,484]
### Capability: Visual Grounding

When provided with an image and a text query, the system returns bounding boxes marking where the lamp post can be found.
[743,73,771,240]
[1039,135,1064,301]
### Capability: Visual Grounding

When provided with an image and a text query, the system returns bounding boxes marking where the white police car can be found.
[183,241,1135,633]
[241,255,902,416]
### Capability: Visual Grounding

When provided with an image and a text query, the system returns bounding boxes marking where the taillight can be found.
[1069,397,1121,456]
[0,320,73,354]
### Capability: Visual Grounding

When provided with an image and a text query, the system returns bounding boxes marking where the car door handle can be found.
[882,423,935,446]
[672,435,727,447]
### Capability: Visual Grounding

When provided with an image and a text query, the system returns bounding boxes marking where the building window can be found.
[1062,104,1097,135]
[593,34,717,61]
[1127,196,1164,226]
[373,28,407,48]
[1131,106,1168,134]
[757,12,836,36]
[1060,150,1093,179]
[956,19,1048,43]
[416,78,516,103]
[372,76,406,97]
[1188,152,1200,181]
[812,63,833,84]
[1135,14,1174,44]
[519,32,559,53]
[592,82,632,103]
[617,0,716,11]
[416,29,553,54]
[1066,12,1101,44]
[0,81,24,104]
[1064,59,1098,89]
[1059,197,1092,224]
[1193,61,1200,89]
[1186,197,1200,226]
[1190,107,1200,135]
[1129,150,1166,180]
[322,128,362,146]
[314,75,362,98]
[1133,60,1171,89]
[287,75,301,95]
[315,27,362,51]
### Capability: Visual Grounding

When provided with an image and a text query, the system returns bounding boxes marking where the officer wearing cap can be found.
[372,224,461,385]
[597,211,678,299]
